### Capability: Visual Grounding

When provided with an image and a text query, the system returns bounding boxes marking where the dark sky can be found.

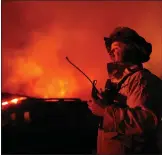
[2,1,162,99]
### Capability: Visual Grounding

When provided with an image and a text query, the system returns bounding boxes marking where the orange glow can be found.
[2,32,80,99]
[10,113,16,120]
[2,2,162,100]
[2,101,8,106]
[24,112,31,122]
[10,98,19,104]
[2,97,27,107]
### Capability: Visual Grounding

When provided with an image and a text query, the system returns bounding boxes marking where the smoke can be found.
[2,1,162,99]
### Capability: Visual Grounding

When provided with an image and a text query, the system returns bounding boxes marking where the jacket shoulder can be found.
[128,69,162,87]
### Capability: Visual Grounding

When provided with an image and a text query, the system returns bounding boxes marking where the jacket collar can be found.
[107,62,143,83]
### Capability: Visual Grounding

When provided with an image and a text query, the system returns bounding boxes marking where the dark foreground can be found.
[2,96,99,154]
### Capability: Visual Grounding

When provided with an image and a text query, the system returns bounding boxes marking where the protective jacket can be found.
[97,64,162,155]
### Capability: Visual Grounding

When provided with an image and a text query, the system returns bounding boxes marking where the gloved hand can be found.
[87,99,105,117]
[91,80,100,100]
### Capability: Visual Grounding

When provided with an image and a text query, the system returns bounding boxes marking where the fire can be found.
[40,78,75,98]
[2,101,8,106]
[60,90,65,97]
[2,31,80,99]
[2,97,27,107]
[10,98,19,104]
[58,80,68,97]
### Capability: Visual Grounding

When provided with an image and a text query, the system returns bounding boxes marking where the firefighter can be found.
[88,27,162,154]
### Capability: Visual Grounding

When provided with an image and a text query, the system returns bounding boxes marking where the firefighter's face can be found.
[108,41,127,62]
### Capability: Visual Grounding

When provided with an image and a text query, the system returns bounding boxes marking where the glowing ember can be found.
[10,98,19,104]
[2,97,27,107]
[2,101,8,106]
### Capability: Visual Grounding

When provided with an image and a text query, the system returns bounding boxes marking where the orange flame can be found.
[2,101,8,106]
[10,98,19,104]
[2,31,80,99]
[2,97,27,107]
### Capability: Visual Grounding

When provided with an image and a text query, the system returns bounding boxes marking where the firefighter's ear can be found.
[123,43,142,63]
